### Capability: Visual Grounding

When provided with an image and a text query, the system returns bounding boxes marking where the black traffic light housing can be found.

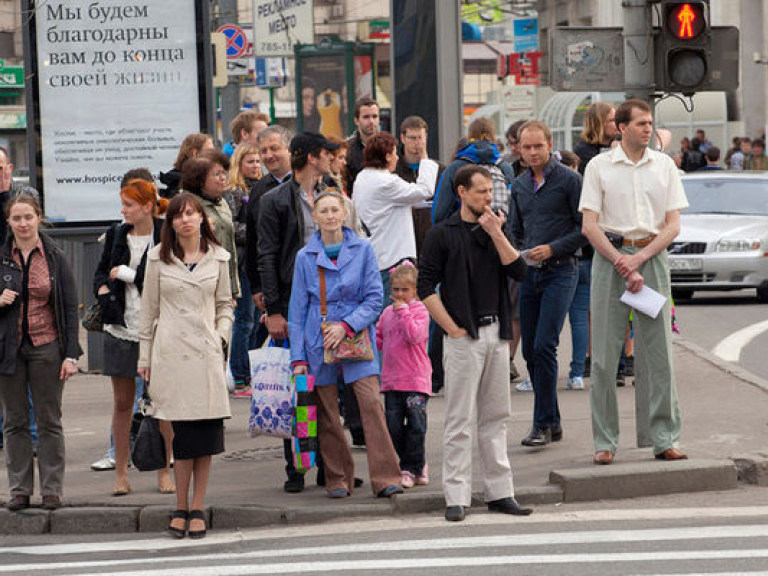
[657,0,711,94]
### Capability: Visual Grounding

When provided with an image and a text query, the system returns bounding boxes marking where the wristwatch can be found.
[65,357,78,365]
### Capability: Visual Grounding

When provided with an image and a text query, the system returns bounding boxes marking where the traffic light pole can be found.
[623,0,656,102]
[623,0,656,448]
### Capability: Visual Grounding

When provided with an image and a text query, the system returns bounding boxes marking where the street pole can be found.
[216,0,240,145]
[623,0,655,448]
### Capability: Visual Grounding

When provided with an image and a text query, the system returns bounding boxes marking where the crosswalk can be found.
[2,508,768,575]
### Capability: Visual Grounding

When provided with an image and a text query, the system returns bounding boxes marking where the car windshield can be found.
[682,179,768,215]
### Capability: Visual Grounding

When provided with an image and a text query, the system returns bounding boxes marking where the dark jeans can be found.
[519,262,578,429]
[384,391,428,475]
[230,268,269,381]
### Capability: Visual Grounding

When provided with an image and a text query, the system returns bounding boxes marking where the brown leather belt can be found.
[623,236,655,247]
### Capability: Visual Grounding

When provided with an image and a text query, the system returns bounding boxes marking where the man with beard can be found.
[418,165,531,523]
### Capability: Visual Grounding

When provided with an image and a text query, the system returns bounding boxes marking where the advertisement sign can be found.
[252,0,314,57]
[255,58,286,88]
[300,54,347,138]
[26,1,208,222]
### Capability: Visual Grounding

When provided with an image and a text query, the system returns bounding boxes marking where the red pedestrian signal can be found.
[658,0,711,93]
[666,2,705,40]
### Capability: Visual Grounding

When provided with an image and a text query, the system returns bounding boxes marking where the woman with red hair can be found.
[94,178,174,496]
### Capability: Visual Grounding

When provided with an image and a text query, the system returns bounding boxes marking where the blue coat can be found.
[288,228,383,386]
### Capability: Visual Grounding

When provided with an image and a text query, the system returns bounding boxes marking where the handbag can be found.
[248,340,294,439]
[81,301,103,332]
[318,267,374,364]
[291,374,318,474]
[130,390,167,472]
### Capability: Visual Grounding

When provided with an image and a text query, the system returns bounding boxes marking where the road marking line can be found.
[28,549,768,576]
[3,507,768,556]
[712,319,768,362]
[3,524,768,573]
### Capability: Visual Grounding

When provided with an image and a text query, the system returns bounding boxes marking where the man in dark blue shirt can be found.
[510,120,586,448]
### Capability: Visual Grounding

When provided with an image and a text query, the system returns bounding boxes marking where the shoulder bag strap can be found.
[318,266,327,319]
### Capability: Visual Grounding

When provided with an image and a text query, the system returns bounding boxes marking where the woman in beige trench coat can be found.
[138,193,233,540]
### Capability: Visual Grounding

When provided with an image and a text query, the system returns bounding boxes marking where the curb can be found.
[0,460,750,535]
[674,336,768,395]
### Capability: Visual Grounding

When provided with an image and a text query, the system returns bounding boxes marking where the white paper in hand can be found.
[620,285,667,318]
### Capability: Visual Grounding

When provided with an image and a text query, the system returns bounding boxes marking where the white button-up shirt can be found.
[579,145,688,239]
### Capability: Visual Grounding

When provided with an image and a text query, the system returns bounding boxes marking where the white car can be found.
[670,172,768,302]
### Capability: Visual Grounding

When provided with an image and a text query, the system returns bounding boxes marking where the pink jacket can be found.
[376,299,432,395]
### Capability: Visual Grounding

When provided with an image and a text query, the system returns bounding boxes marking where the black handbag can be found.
[130,391,167,472]
[81,302,103,332]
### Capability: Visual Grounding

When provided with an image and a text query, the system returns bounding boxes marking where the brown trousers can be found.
[315,375,401,495]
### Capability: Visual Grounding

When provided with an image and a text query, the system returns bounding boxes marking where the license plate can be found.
[669,258,702,271]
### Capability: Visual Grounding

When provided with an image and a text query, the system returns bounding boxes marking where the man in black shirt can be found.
[418,165,531,523]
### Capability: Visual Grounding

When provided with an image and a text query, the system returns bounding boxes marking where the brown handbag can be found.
[318,267,374,363]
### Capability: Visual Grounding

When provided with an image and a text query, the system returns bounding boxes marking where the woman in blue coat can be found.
[290,190,403,499]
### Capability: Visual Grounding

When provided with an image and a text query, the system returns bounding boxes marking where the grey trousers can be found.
[590,248,682,455]
[0,341,65,497]
[442,324,515,507]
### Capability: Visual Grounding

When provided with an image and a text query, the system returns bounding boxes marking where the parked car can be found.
[669,172,768,302]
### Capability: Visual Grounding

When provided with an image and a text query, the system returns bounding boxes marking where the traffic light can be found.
[658,1,711,93]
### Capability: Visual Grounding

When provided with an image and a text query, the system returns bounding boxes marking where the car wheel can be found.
[757,282,768,303]
[672,288,694,301]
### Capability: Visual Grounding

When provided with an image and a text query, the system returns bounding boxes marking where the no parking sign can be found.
[217,24,248,59]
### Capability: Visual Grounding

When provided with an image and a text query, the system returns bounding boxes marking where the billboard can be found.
[23,0,212,222]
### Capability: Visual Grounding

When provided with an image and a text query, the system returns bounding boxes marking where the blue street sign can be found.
[513,18,539,53]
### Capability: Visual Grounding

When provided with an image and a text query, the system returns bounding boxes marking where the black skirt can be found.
[171,419,225,459]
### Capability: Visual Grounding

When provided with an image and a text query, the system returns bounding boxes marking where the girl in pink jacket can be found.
[376,263,432,488]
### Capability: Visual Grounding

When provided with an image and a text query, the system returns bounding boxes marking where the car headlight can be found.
[715,239,762,252]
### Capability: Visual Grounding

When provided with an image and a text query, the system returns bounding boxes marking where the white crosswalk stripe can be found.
[2,508,768,575]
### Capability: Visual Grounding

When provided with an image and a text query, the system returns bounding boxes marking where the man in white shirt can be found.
[580,99,689,466]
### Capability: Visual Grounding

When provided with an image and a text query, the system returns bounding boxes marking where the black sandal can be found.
[188,509,207,539]
[168,509,188,539]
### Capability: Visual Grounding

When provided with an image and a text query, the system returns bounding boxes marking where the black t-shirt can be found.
[462,221,499,318]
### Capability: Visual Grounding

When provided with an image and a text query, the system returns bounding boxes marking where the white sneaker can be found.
[566,376,585,390]
[401,470,415,489]
[515,378,533,392]
[91,455,116,471]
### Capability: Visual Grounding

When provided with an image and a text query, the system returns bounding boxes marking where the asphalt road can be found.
[2,488,768,575]
[674,290,768,379]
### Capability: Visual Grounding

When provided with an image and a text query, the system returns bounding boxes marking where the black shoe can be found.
[167,509,188,539]
[487,497,533,516]
[353,477,364,488]
[7,495,30,512]
[616,371,626,387]
[283,475,305,493]
[521,426,552,447]
[583,357,591,378]
[550,425,563,442]
[187,509,207,540]
[445,505,466,522]
[316,465,326,487]
[624,356,634,377]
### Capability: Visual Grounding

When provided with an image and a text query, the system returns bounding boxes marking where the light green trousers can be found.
[589,247,682,454]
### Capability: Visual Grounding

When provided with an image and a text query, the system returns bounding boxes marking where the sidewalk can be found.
[2,333,768,534]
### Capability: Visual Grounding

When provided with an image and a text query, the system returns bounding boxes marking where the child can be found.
[376,262,432,488]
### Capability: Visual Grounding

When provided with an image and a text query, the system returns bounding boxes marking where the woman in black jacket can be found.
[94,179,173,496]
[0,195,81,512]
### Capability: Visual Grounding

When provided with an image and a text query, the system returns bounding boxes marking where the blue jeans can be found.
[568,259,592,379]
[230,267,264,382]
[519,262,578,429]
[384,391,428,475]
